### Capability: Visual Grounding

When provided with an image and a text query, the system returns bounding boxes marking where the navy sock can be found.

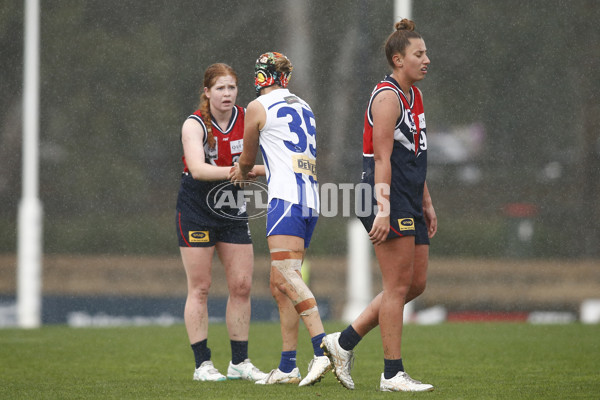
[191,339,211,368]
[338,325,362,351]
[230,340,248,365]
[383,358,404,379]
[311,333,326,357]
[278,350,297,373]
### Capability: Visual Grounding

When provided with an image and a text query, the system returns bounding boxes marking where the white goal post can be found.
[17,0,43,329]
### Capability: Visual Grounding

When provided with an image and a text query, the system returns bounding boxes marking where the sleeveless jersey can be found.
[176,105,248,226]
[256,88,319,212]
[362,75,427,216]
[183,105,245,169]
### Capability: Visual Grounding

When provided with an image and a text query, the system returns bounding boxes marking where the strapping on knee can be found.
[271,251,316,314]
[295,298,318,316]
[270,248,304,261]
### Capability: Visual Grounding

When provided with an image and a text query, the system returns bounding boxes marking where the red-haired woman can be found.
[175,63,266,382]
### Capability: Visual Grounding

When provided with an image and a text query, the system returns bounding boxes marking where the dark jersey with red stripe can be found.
[361,75,428,218]
[176,105,248,226]
[182,105,245,171]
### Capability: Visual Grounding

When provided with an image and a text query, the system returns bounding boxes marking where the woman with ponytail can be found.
[175,63,266,383]
[321,19,437,392]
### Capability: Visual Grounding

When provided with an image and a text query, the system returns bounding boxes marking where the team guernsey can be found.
[185,105,245,168]
[360,75,428,238]
[256,88,319,212]
[176,105,248,227]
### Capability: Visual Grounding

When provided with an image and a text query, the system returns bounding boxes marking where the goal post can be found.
[17,0,43,329]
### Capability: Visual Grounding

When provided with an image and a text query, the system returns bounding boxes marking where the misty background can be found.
[1,1,599,293]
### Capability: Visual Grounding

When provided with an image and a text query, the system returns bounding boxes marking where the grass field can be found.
[1,322,599,399]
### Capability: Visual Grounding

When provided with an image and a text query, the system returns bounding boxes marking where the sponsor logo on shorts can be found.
[398,218,415,231]
[189,231,209,243]
[292,155,317,178]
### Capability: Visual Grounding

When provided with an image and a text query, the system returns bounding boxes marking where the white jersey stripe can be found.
[267,201,294,236]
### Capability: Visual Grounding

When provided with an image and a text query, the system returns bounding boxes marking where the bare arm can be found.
[232,100,265,182]
[369,90,400,246]
[181,118,231,181]
[251,165,266,176]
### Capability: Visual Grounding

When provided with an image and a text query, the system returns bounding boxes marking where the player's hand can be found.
[230,163,248,187]
[246,165,264,181]
[423,203,437,238]
[369,211,390,246]
[246,171,258,181]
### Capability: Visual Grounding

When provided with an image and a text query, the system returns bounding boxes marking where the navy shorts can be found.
[176,212,252,247]
[359,211,430,245]
[266,199,318,248]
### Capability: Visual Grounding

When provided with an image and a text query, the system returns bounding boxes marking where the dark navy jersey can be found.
[176,105,248,226]
[361,75,428,218]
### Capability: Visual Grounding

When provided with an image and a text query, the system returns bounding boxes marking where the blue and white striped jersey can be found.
[256,88,320,212]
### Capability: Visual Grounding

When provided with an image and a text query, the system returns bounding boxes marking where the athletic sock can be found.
[230,340,248,365]
[278,350,297,373]
[383,358,404,380]
[311,333,326,357]
[338,325,362,351]
[191,339,211,368]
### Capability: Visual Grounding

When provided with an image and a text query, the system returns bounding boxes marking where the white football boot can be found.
[226,359,268,382]
[298,355,332,386]
[255,367,301,385]
[193,360,227,382]
[379,371,434,392]
[321,332,355,389]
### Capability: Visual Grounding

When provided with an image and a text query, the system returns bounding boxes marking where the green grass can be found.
[1,322,599,399]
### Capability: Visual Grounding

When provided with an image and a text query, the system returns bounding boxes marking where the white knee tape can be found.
[299,306,318,317]
[272,257,302,272]
[272,258,313,303]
